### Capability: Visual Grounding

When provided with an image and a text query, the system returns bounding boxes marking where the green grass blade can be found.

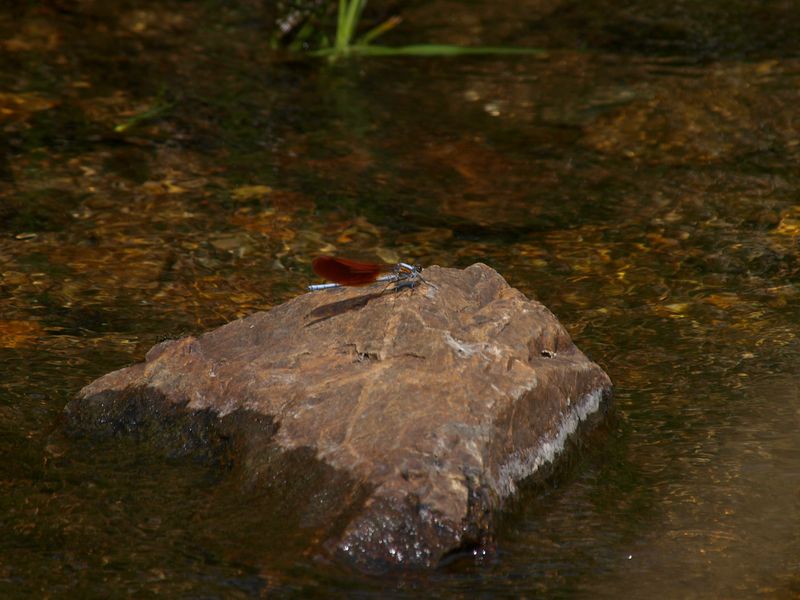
[113,100,175,133]
[312,44,547,58]
[357,15,402,46]
[338,0,366,49]
[336,0,348,50]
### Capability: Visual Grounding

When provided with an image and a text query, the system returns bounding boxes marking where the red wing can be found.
[311,256,392,286]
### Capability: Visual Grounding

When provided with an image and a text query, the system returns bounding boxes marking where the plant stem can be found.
[335,0,367,56]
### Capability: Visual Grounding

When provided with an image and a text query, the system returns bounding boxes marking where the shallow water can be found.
[1,0,799,596]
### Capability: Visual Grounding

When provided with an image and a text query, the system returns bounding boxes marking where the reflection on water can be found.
[1,0,799,596]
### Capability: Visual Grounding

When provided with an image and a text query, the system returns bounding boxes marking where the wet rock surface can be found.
[65,263,612,569]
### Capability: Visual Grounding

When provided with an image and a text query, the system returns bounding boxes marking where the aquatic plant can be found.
[113,88,175,133]
[294,0,545,60]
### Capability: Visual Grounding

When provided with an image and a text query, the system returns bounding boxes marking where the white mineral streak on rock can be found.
[495,387,604,497]
[442,331,480,356]
[442,331,502,360]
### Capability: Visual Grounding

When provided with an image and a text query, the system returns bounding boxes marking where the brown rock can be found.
[64,263,612,569]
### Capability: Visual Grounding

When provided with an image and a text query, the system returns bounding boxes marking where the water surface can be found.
[1,0,799,596]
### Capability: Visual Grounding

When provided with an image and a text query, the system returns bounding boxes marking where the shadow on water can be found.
[1,0,800,596]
